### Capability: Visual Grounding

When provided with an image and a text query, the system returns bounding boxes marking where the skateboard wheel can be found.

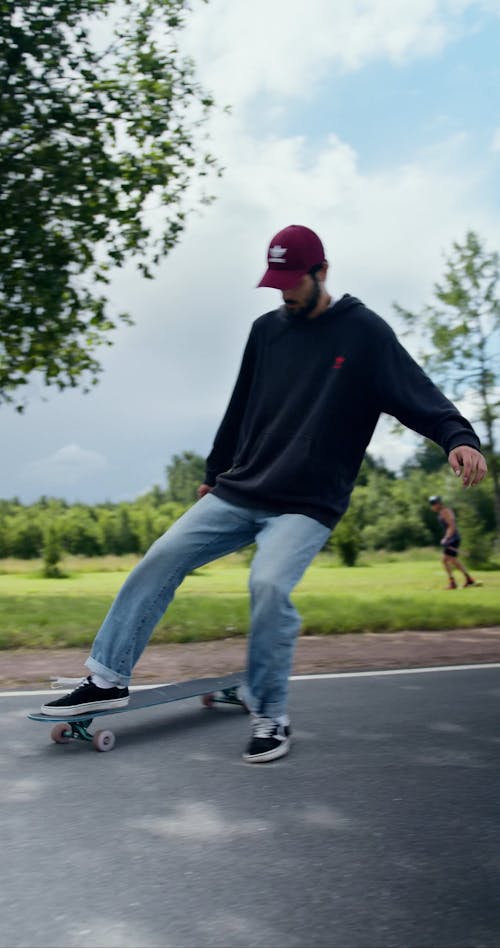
[50,723,72,744]
[201,693,215,708]
[92,729,116,752]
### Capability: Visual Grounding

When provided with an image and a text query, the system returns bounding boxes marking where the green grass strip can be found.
[0,555,498,648]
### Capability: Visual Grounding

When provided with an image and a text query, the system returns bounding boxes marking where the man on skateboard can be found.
[41,225,488,762]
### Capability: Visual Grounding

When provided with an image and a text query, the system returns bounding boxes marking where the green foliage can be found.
[458,509,495,570]
[355,453,396,486]
[0,0,219,407]
[331,504,362,566]
[58,505,102,556]
[7,515,44,558]
[0,493,186,560]
[166,451,205,504]
[42,523,64,578]
[395,232,499,403]
[394,231,500,533]
[401,439,448,476]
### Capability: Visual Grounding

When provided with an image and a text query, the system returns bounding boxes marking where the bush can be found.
[460,510,495,568]
[42,525,65,578]
[332,510,362,566]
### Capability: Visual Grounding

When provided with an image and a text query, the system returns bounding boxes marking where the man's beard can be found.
[284,276,321,320]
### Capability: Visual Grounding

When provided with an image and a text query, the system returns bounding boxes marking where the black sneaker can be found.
[243,715,291,763]
[40,677,129,716]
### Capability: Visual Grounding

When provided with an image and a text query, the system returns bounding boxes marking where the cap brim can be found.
[257,268,307,291]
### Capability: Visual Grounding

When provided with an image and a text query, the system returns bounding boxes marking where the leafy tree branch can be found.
[0,0,221,407]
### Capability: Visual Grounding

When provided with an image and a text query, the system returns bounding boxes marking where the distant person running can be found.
[428,496,476,589]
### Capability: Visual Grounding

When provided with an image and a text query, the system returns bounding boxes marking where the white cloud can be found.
[188,120,500,320]
[22,445,108,492]
[185,0,499,107]
[492,128,500,152]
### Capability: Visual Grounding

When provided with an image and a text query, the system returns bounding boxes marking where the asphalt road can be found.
[1,666,499,948]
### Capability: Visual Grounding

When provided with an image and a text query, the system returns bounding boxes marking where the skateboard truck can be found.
[49,720,116,751]
[201,685,244,709]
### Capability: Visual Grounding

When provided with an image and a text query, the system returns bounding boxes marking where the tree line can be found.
[0,447,497,573]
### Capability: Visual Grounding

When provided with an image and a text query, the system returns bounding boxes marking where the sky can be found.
[2,0,500,504]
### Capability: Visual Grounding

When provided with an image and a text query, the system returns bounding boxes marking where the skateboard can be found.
[28,672,247,752]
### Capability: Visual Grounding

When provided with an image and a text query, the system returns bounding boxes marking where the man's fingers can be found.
[448,448,465,480]
[462,455,473,487]
[448,447,488,487]
[471,457,488,486]
[197,483,214,499]
[465,452,488,486]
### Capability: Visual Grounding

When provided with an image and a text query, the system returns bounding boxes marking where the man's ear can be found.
[319,261,329,281]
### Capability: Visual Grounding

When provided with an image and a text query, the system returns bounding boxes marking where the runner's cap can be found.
[428,495,441,505]
[257,225,325,291]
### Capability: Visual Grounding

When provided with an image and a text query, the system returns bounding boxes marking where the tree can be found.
[355,452,396,486]
[401,439,448,477]
[59,506,102,556]
[394,231,500,535]
[7,510,44,557]
[331,504,362,566]
[42,522,64,577]
[114,505,139,555]
[166,450,205,504]
[0,0,219,407]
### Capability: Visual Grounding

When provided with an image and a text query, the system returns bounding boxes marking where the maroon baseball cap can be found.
[257,225,326,291]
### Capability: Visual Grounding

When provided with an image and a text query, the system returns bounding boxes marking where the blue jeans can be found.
[86,494,330,718]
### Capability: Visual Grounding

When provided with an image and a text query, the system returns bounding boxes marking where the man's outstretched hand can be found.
[448,446,488,488]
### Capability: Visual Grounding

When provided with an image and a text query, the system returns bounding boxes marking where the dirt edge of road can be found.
[2,627,500,690]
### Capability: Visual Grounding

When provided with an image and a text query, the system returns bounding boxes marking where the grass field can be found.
[0,551,498,649]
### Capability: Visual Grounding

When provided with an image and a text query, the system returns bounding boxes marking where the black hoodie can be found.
[204,295,480,528]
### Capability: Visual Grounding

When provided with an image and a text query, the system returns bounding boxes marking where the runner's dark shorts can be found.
[444,533,461,557]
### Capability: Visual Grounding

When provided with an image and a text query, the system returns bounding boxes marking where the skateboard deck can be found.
[28,672,247,751]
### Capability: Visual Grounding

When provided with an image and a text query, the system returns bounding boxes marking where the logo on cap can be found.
[268,245,287,264]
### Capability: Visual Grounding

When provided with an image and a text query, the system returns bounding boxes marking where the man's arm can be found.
[200,327,258,494]
[439,506,456,543]
[376,331,487,488]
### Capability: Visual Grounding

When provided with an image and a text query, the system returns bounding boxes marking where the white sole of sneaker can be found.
[242,739,291,763]
[40,697,129,716]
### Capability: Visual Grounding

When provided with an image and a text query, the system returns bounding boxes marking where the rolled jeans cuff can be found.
[85,656,130,688]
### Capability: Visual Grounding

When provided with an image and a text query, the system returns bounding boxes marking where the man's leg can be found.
[454,556,475,586]
[442,553,456,588]
[41,495,256,714]
[86,494,256,684]
[243,512,330,761]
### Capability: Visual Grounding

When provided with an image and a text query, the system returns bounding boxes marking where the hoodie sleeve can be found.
[375,329,481,455]
[204,326,258,486]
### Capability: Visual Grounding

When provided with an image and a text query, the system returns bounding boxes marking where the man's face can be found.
[282,272,321,319]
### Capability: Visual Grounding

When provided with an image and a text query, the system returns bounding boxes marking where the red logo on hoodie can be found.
[332,356,345,369]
